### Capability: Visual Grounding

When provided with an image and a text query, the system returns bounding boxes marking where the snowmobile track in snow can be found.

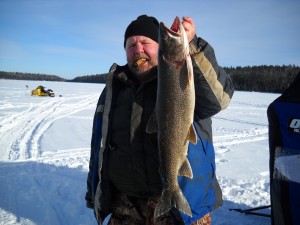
[0,94,98,161]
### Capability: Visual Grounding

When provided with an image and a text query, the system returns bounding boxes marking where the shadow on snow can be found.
[0,161,97,225]
[0,161,270,225]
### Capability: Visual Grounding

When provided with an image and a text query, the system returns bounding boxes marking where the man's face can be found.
[125,35,159,78]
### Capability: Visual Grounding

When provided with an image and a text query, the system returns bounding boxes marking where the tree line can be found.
[223,65,299,93]
[70,74,108,83]
[0,71,66,82]
[1,65,300,93]
[0,71,108,84]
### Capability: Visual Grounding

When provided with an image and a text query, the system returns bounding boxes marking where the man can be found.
[267,72,300,225]
[86,15,234,225]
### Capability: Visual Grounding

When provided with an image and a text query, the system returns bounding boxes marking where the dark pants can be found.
[108,193,211,225]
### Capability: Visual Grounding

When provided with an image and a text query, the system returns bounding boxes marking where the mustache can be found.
[133,54,149,62]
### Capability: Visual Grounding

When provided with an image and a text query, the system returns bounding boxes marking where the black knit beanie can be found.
[124,15,159,47]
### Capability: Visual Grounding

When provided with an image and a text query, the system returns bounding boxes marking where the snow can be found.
[0,79,280,225]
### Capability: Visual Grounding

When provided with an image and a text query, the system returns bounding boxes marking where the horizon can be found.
[1,63,299,80]
[1,0,300,79]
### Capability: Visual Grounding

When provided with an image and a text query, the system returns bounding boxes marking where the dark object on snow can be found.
[267,72,300,225]
[230,205,271,217]
[31,86,55,97]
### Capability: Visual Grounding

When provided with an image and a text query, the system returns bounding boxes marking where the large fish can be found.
[147,16,197,219]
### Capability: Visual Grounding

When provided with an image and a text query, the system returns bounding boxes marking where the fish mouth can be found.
[170,16,181,33]
[160,16,182,37]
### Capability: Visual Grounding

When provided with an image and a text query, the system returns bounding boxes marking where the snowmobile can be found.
[31,86,55,97]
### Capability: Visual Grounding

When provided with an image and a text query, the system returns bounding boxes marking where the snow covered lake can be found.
[0,79,280,225]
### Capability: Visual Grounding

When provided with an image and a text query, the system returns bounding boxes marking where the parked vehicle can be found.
[31,86,55,97]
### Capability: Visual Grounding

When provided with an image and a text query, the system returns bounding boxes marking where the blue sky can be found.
[0,0,299,79]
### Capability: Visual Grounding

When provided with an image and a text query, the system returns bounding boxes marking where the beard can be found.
[129,65,157,83]
[128,54,158,82]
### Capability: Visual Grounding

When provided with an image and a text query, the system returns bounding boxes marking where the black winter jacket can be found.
[86,36,234,224]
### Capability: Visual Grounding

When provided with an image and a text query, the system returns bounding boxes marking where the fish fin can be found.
[186,56,193,87]
[154,187,192,219]
[178,157,193,178]
[188,123,197,144]
[146,111,158,134]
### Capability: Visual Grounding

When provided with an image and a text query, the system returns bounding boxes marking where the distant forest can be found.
[0,71,66,82]
[223,65,299,93]
[1,65,299,93]
[0,71,108,84]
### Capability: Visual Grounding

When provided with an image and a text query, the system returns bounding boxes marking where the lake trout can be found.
[147,16,197,219]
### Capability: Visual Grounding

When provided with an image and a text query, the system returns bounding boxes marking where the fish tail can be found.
[154,187,192,219]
